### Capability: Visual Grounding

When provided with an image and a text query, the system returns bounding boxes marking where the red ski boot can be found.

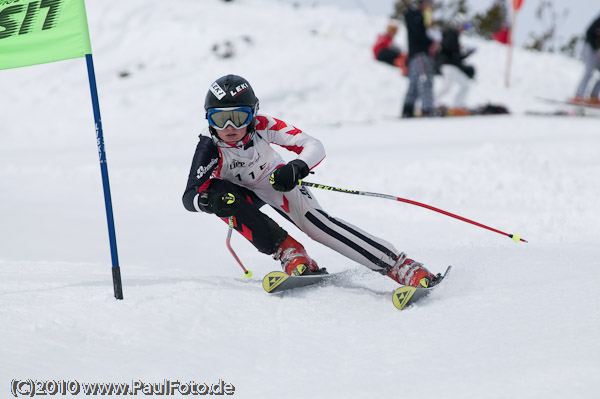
[387,253,436,288]
[273,235,322,276]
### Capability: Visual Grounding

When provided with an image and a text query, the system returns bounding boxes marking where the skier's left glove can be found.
[270,159,309,192]
[198,190,241,217]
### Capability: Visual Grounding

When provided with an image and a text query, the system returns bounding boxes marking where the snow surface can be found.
[1,0,599,398]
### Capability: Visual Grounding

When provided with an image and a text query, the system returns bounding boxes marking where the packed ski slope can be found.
[1,0,599,398]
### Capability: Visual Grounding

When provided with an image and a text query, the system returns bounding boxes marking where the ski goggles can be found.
[206,106,253,130]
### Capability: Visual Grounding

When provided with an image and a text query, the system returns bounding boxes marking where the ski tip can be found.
[262,271,288,293]
[392,286,417,310]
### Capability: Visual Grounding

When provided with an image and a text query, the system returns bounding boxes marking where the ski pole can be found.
[300,181,527,243]
[226,217,253,278]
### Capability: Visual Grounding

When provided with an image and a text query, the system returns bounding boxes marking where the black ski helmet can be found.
[205,74,259,110]
[204,74,259,142]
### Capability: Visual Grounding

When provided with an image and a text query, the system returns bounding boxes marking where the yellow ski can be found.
[262,270,332,294]
[392,266,452,310]
[392,286,418,310]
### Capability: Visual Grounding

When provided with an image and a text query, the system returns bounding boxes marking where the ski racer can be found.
[182,74,441,288]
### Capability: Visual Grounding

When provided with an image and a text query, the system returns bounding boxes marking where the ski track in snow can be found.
[1,0,599,398]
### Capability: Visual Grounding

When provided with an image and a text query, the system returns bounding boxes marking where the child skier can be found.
[182,74,441,288]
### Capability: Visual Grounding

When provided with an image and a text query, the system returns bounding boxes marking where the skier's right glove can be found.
[198,190,241,217]
[270,159,309,192]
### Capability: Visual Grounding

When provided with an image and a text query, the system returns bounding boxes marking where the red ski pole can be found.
[226,217,253,278]
[301,181,527,243]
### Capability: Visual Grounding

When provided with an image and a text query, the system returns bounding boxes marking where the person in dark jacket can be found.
[573,14,600,105]
[435,22,476,109]
[402,0,440,117]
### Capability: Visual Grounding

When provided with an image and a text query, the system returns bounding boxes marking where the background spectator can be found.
[573,15,600,105]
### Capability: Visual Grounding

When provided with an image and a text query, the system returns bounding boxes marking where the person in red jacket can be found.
[372,21,408,74]
[183,74,442,288]
[492,23,511,45]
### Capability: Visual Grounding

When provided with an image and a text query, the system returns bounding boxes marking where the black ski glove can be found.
[198,190,241,217]
[270,159,309,192]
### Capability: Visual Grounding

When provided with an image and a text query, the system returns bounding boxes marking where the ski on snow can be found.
[262,271,335,294]
[528,98,600,118]
[535,97,600,110]
[525,110,595,117]
[262,266,452,310]
[392,266,452,310]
